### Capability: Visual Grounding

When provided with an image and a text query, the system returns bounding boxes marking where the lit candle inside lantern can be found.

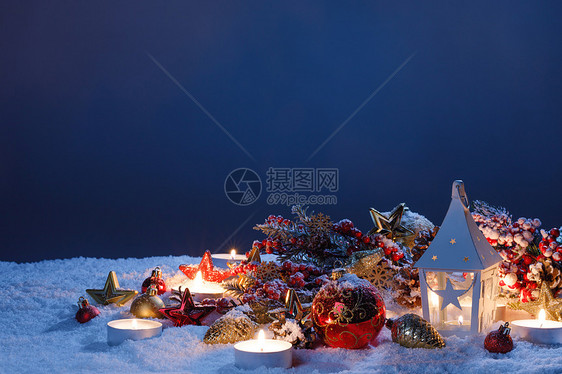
[107,318,162,346]
[230,249,236,260]
[458,315,463,325]
[511,308,562,345]
[233,330,293,369]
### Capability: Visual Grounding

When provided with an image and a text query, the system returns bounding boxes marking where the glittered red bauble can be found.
[75,297,100,324]
[141,277,167,295]
[141,267,167,295]
[311,274,386,349]
[484,322,514,353]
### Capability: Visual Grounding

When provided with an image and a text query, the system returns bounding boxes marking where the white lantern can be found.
[415,180,502,337]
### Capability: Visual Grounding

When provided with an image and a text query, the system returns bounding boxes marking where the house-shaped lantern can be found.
[415,180,502,336]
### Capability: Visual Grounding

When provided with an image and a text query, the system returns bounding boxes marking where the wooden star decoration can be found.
[450,238,456,245]
[179,250,234,282]
[368,203,414,241]
[508,282,562,321]
[159,287,216,327]
[433,279,466,310]
[463,257,469,262]
[86,271,138,306]
[432,255,438,261]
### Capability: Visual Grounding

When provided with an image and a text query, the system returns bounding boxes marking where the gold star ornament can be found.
[432,255,438,261]
[450,238,456,245]
[508,282,562,321]
[368,203,414,241]
[86,271,138,306]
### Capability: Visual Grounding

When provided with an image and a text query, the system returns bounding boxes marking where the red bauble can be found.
[484,322,514,353]
[311,274,386,349]
[141,267,167,295]
[75,297,100,324]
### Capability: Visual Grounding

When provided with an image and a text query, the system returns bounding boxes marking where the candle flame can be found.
[539,309,546,327]
[458,315,463,325]
[230,249,236,260]
[258,329,265,352]
[194,271,203,289]
[132,319,138,330]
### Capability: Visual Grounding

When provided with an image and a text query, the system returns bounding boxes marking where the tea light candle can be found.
[186,271,224,302]
[211,249,246,268]
[234,330,293,369]
[107,318,162,346]
[511,309,562,345]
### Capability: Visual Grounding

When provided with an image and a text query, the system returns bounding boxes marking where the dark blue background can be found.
[1,2,561,262]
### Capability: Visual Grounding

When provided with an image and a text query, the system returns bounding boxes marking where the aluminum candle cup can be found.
[107,319,162,346]
[182,271,224,302]
[234,330,293,369]
[511,319,562,345]
[211,250,246,268]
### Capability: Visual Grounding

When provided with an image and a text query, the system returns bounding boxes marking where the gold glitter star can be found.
[463,257,469,262]
[450,238,456,245]
[432,255,438,261]
[508,282,562,321]
[86,271,138,306]
[368,203,414,241]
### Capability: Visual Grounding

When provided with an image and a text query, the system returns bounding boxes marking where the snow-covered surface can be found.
[2,255,562,373]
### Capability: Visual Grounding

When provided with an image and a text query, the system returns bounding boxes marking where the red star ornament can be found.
[159,287,216,327]
[179,250,233,282]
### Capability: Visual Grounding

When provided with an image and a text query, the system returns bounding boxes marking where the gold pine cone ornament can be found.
[385,314,445,349]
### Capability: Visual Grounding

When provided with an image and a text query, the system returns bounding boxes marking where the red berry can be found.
[550,228,560,238]
[547,235,556,243]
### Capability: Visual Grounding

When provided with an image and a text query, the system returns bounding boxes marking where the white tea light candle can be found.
[187,271,224,302]
[511,309,562,345]
[107,318,162,346]
[234,330,293,369]
[211,250,246,268]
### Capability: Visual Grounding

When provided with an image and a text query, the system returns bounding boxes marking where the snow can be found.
[2,255,562,373]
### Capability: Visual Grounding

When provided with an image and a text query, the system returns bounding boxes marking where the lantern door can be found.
[420,269,480,336]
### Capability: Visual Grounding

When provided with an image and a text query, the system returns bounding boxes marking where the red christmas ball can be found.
[141,267,167,295]
[311,274,386,349]
[142,277,167,294]
[484,322,514,353]
[75,297,100,324]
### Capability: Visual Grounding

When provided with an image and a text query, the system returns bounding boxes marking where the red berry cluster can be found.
[539,228,562,261]
[200,297,233,313]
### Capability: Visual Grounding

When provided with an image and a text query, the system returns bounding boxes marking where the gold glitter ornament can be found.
[385,314,445,349]
[203,310,258,344]
[508,281,562,321]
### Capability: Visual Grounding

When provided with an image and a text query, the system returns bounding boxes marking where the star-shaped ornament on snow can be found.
[433,278,466,310]
[86,271,138,306]
[368,203,414,241]
[179,250,234,283]
[508,282,562,322]
[159,287,216,327]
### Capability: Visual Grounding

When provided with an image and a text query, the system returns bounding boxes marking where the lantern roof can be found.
[415,180,502,271]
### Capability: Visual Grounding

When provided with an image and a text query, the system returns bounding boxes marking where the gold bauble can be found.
[130,288,165,319]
